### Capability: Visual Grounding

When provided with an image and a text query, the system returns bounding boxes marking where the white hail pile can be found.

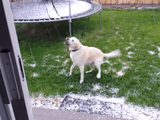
[31,93,160,120]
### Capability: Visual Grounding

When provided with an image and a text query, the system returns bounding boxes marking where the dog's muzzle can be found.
[64,37,70,45]
[64,41,70,45]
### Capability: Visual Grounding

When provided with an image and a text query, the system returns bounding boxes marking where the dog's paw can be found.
[69,72,72,76]
[96,74,101,79]
[80,79,84,84]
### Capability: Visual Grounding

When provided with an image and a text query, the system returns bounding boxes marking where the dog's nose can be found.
[66,37,70,41]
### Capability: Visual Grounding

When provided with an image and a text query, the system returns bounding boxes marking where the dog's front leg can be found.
[79,65,84,84]
[70,64,76,75]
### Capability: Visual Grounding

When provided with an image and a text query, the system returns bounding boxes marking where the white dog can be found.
[64,37,121,84]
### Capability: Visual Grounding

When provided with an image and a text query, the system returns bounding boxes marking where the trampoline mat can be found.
[11,0,49,20]
[11,0,93,20]
[54,0,92,17]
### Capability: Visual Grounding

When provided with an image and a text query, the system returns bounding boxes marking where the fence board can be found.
[10,0,160,5]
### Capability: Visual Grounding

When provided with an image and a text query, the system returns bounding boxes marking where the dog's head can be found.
[64,37,82,51]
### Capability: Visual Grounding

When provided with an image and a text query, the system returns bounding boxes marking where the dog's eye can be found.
[72,40,74,42]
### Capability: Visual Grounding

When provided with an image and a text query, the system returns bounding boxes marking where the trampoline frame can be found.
[11,0,102,37]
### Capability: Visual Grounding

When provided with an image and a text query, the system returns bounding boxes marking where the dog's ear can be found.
[69,43,81,51]
[74,41,81,50]
[68,37,82,51]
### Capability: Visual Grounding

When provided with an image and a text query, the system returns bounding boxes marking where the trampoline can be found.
[10,0,102,36]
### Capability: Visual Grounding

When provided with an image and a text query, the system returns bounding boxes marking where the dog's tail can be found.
[104,49,121,58]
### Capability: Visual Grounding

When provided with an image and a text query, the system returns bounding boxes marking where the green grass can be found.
[16,9,160,109]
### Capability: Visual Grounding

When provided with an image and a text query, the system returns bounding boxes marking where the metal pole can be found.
[99,12,101,29]
[99,0,102,29]
[88,16,90,21]
[69,0,72,37]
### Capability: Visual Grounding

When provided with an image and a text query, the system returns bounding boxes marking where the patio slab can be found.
[33,107,126,120]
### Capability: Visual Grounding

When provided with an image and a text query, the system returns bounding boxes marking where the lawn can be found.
[16,9,160,109]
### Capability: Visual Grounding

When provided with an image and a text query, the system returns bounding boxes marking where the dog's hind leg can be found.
[94,58,103,79]
[86,62,94,73]
[79,65,85,84]
[70,64,76,75]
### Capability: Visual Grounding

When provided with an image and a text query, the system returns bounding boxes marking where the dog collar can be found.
[71,49,79,52]
[71,46,82,52]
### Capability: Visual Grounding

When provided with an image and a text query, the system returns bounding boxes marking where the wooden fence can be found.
[93,0,160,4]
[10,0,160,4]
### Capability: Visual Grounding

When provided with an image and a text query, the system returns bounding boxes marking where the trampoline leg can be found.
[88,16,90,21]
[99,11,101,29]
[69,0,72,37]
[99,0,102,29]
[69,21,72,37]
[44,23,52,39]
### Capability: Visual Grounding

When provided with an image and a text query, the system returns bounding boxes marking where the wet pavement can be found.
[33,107,126,120]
